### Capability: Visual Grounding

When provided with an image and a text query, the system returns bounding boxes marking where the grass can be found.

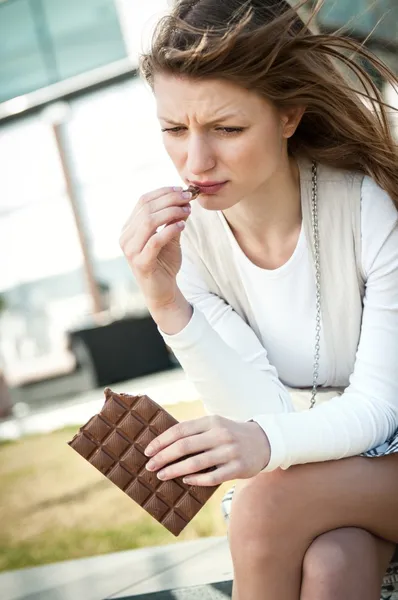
[0,400,233,572]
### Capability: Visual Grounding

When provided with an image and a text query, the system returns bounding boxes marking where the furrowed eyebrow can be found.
[158,113,243,126]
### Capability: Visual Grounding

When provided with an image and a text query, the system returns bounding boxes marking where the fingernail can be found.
[182,205,191,212]
[157,471,166,480]
[146,460,156,470]
[173,186,182,192]
[177,221,186,229]
[144,446,154,456]
[181,191,192,199]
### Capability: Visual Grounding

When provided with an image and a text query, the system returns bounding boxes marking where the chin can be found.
[197,192,241,212]
[196,196,224,211]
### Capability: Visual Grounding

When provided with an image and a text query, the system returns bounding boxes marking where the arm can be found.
[158,178,398,471]
[251,177,398,470]
[157,247,294,422]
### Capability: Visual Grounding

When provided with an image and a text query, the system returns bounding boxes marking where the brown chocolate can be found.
[67,388,219,536]
[185,185,200,199]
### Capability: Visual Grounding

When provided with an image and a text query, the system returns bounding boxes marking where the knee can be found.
[303,527,378,587]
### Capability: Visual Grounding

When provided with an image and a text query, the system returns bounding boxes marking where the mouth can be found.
[191,181,228,195]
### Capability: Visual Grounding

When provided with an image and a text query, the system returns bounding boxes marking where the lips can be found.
[191,181,228,195]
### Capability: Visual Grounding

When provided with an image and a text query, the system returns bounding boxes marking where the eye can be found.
[215,127,245,135]
[161,127,186,135]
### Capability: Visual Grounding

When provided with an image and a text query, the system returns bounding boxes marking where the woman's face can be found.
[154,73,299,211]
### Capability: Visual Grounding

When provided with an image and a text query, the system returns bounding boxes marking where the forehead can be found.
[153,73,260,120]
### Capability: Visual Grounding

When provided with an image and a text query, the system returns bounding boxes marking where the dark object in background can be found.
[0,372,12,419]
[68,388,220,536]
[68,315,174,387]
[119,581,234,599]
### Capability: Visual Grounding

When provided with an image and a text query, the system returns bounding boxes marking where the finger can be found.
[120,188,191,253]
[148,189,193,216]
[155,445,236,481]
[124,207,190,266]
[133,188,193,235]
[122,205,191,260]
[133,220,186,271]
[135,189,191,227]
[146,429,217,471]
[145,417,212,457]
[183,462,240,487]
[140,186,183,206]
[120,186,182,233]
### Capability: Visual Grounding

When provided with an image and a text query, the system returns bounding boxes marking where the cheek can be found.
[162,137,183,165]
[226,131,281,173]
[221,137,257,166]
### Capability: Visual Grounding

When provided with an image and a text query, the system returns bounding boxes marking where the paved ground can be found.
[0,537,233,600]
[127,582,233,599]
[0,369,200,441]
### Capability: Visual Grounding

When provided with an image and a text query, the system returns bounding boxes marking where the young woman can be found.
[120,1,398,598]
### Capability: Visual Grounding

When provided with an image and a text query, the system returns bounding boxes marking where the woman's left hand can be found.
[144,415,271,486]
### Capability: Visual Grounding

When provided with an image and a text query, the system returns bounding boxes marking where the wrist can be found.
[247,420,271,471]
[151,290,193,335]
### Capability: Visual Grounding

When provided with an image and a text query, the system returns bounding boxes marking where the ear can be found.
[281,105,306,138]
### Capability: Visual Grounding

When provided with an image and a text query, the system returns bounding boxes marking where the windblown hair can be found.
[140,0,398,207]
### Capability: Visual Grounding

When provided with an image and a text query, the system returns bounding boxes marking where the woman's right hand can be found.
[119,186,193,313]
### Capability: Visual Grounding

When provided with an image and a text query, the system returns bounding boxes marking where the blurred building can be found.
[317,0,397,46]
[0,0,396,389]
[0,0,175,385]
[317,0,398,89]
[0,0,127,103]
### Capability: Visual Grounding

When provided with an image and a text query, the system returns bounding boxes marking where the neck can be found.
[222,154,301,247]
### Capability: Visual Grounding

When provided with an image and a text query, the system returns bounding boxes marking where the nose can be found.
[186,133,216,175]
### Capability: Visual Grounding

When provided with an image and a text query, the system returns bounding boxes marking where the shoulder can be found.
[361,176,398,224]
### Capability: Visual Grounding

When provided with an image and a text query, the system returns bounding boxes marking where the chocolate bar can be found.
[67,388,220,536]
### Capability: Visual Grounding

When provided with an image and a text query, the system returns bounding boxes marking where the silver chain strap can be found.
[310,161,321,409]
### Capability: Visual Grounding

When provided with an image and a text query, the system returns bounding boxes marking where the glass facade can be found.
[0,0,127,103]
[0,76,178,378]
[317,0,397,44]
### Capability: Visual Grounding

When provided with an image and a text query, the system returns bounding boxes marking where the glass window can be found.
[41,0,127,81]
[0,0,51,103]
[0,0,127,103]
[317,0,398,44]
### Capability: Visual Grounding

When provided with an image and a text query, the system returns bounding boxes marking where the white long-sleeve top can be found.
[159,176,398,471]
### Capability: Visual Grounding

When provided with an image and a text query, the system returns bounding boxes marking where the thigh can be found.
[230,454,398,545]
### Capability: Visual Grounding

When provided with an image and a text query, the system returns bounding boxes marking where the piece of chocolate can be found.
[185,185,200,199]
[67,388,220,536]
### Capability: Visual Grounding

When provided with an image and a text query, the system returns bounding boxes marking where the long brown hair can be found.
[140,0,398,208]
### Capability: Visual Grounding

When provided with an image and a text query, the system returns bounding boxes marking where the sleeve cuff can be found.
[248,414,288,472]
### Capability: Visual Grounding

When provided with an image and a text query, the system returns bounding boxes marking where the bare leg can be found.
[230,524,304,599]
[228,455,398,600]
[231,580,239,599]
[230,527,394,600]
[301,527,395,600]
